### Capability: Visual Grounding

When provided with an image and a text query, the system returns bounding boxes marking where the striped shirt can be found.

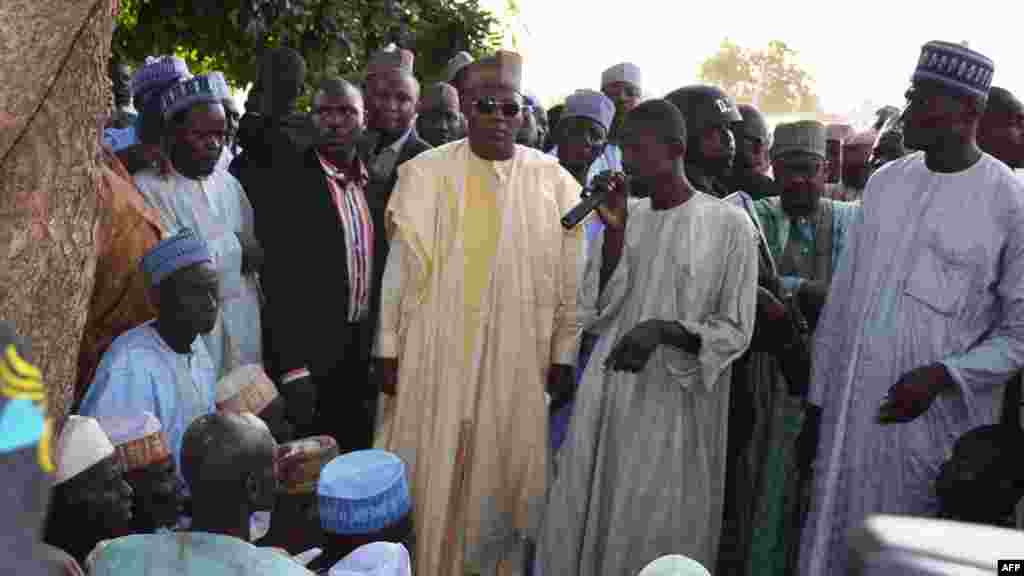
[318,153,373,323]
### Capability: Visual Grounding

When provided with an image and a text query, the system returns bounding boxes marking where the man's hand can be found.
[377,358,399,396]
[237,231,265,275]
[546,364,575,411]
[796,280,829,331]
[605,319,664,373]
[796,402,822,469]
[878,363,955,424]
[282,375,317,429]
[591,171,629,231]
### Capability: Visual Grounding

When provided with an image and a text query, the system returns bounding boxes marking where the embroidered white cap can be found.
[55,415,116,485]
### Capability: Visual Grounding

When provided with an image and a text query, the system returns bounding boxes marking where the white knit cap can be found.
[636,555,711,576]
[329,542,411,576]
[601,62,642,90]
[55,415,116,485]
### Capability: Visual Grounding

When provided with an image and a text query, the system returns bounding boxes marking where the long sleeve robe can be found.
[134,168,262,378]
[539,193,759,575]
[800,152,1024,575]
[374,141,582,576]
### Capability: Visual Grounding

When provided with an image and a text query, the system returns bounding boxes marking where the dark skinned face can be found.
[259,395,295,443]
[902,80,974,153]
[248,432,279,512]
[70,455,134,525]
[621,120,678,199]
[602,81,641,115]
[126,458,184,530]
[695,122,736,178]
[366,73,418,138]
[556,116,607,176]
[773,153,826,219]
[534,106,549,149]
[416,101,464,146]
[841,143,873,189]
[160,262,220,336]
[979,101,1024,169]
[172,103,226,179]
[312,88,365,162]
[464,85,525,161]
[517,106,541,148]
[734,124,770,176]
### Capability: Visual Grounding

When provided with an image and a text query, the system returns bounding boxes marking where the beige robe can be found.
[375,141,582,576]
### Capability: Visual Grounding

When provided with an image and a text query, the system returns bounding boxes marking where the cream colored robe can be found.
[375,141,583,576]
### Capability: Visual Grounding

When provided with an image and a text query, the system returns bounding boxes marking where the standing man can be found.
[826,130,877,202]
[540,99,758,575]
[416,82,465,147]
[446,51,475,97]
[665,85,742,198]
[601,62,643,142]
[800,42,1024,575]
[978,86,1024,169]
[261,79,377,452]
[374,51,582,576]
[729,103,776,199]
[823,124,853,189]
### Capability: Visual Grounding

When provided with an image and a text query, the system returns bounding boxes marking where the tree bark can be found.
[0,0,113,425]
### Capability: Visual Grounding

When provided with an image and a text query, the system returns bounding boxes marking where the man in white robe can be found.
[373,51,582,576]
[800,41,1024,575]
[134,72,263,378]
[539,99,758,575]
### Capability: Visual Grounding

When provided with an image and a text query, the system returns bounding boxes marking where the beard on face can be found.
[172,141,220,178]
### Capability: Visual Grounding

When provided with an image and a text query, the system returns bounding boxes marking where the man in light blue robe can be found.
[80,229,219,482]
[800,42,1024,575]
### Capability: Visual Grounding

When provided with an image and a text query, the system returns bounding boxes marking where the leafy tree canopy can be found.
[113,0,503,108]
[699,39,820,116]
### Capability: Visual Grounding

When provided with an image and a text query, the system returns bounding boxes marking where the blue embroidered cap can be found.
[318,450,411,536]
[140,229,213,288]
[563,89,616,133]
[131,56,192,108]
[160,72,232,120]
[913,41,995,100]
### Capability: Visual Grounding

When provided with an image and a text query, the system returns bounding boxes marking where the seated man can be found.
[88,412,313,575]
[79,229,219,480]
[313,449,413,573]
[97,412,185,534]
[217,364,294,442]
[258,435,339,555]
[44,416,134,564]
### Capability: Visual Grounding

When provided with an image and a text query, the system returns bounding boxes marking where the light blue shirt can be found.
[79,321,217,481]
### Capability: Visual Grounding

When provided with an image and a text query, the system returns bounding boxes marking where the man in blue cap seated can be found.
[79,229,219,487]
[800,41,1024,576]
[88,411,315,575]
[314,449,413,573]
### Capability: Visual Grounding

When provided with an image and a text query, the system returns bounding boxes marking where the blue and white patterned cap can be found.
[160,72,232,120]
[131,56,192,107]
[563,89,616,133]
[913,41,995,99]
[318,450,411,536]
[139,228,212,288]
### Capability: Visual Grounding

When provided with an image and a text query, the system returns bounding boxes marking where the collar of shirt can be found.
[317,152,369,188]
[380,125,413,156]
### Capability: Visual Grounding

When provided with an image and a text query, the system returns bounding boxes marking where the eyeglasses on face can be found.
[473,97,523,118]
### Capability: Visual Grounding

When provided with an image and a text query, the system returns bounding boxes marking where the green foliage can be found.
[699,39,820,115]
[113,0,502,109]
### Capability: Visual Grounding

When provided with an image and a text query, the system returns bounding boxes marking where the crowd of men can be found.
[4,35,1024,576]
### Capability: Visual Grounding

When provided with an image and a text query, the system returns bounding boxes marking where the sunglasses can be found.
[473,97,523,118]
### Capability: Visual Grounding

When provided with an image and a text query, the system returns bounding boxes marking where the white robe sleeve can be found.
[551,173,585,366]
[578,223,630,337]
[374,240,404,359]
[672,214,759,392]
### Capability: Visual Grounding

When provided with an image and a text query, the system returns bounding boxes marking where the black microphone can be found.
[560,174,629,230]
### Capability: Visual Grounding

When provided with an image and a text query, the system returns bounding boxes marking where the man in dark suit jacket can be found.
[260,78,379,453]
[361,47,431,366]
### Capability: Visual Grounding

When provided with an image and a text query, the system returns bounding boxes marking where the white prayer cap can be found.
[601,62,643,91]
[329,542,411,576]
[636,555,711,576]
[238,412,272,436]
[55,415,116,485]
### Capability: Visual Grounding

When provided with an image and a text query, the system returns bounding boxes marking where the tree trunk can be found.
[0,0,113,425]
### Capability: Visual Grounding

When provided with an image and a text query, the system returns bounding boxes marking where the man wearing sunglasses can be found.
[373,50,583,576]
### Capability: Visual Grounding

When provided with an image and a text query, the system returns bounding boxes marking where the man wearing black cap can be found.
[728,103,777,199]
[664,85,741,198]
[800,41,1024,576]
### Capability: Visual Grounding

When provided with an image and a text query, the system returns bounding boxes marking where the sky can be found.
[480,0,1021,127]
